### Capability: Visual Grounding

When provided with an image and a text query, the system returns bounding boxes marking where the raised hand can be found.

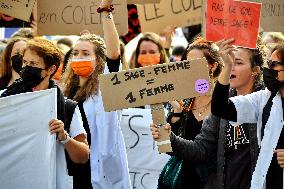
[215,38,235,66]
[99,0,113,9]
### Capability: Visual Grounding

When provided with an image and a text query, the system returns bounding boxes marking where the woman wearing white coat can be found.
[62,0,131,188]
[211,40,284,189]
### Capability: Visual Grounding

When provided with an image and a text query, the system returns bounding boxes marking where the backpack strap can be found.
[261,92,277,139]
[64,98,78,133]
[78,101,91,144]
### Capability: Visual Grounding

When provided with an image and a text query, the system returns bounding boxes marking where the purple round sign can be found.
[195,79,210,94]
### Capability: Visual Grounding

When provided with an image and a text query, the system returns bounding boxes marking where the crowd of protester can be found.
[1,0,284,188]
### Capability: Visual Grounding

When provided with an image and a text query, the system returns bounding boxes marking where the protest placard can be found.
[99,58,210,111]
[127,0,161,4]
[120,108,170,188]
[100,58,210,152]
[242,0,284,32]
[0,89,56,189]
[37,0,128,36]
[0,0,35,21]
[205,0,261,48]
[137,0,202,33]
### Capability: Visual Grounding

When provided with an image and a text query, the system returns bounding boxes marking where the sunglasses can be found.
[267,60,284,67]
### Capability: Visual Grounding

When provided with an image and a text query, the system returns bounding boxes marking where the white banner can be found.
[121,108,170,189]
[0,89,57,189]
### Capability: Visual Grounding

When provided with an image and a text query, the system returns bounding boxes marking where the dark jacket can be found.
[170,114,259,189]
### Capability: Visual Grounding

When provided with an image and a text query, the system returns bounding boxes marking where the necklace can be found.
[192,100,211,117]
[197,106,209,117]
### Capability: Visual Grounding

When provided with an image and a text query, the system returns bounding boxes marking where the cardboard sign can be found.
[0,15,31,27]
[99,58,210,111]
[242,0,284,32]
[205,0,261,49]
[0,0,35,21]
[37,0,128,36]
[128,0,161,4]
[137,0,202,33]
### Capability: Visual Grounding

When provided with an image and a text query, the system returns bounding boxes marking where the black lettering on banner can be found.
[146,79,155,85]
[128,115,143,149]
[153,3,164,19]
[229,5,237,14]
[181,0,192,11]
[0,2,12,10]
[62,5,72,24]
[262,3,284,17]
[171,0,182,14]
[130,171,140,189]
[125,92,137,103]
[184,61,191,69]
[240,6,252,16]
[168,63,176,72]
[161,66,167,73]
[193,0,202,10]
[231,19,250,28]
[111,73,121,85]
[143,3,164,21]
[146,89,154,96]
[60,3,101,25]
[141,173,150,189]
[129,171,152,189]
[139,83,175,99]
[124,70,145,81]
[212,2,224,12]
[89,1,97,24]
[210,16,228,26]
[176,61,185,70]
[39,12,57,24]
[73,6,83,24]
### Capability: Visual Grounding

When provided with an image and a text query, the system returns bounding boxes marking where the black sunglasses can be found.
[267,60,284,68]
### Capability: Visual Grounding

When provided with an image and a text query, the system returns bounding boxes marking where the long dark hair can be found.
[1,38,27,79]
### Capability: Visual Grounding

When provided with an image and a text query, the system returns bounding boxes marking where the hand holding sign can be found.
[151,123,171,143]
[215,38,235,67]
[99,0,113,9]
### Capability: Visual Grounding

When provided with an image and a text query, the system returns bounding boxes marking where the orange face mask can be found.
[53,64,63,80]
[70,59,94,77]
[137,54,160,67]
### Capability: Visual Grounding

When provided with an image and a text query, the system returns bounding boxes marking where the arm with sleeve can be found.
[170,114,220,162]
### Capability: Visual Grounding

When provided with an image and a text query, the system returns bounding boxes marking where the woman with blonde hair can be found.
[62,0,131,188]
[131,32,169,69]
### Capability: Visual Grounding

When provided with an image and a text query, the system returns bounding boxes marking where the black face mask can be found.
[20,65,46,88]
[11,54,23,74]
[263,67,284,93]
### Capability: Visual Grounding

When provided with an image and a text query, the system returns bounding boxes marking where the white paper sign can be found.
[120,108,170,189]
[0,89,57,189]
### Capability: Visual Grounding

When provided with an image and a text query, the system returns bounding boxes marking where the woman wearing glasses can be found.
[211,41,284,189]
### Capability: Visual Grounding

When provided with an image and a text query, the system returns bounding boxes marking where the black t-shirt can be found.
[0,77,9,91]
[212,82,284,188]
[224,123,251,189]
[167,110,203,188]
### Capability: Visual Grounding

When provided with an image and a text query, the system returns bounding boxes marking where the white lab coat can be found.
[83,93,131,189]
[230,89,284,189]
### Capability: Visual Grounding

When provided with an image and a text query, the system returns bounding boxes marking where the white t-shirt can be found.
[56,106,86,189]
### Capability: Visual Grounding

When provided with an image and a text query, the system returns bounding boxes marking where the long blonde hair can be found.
[63,34,106,102]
